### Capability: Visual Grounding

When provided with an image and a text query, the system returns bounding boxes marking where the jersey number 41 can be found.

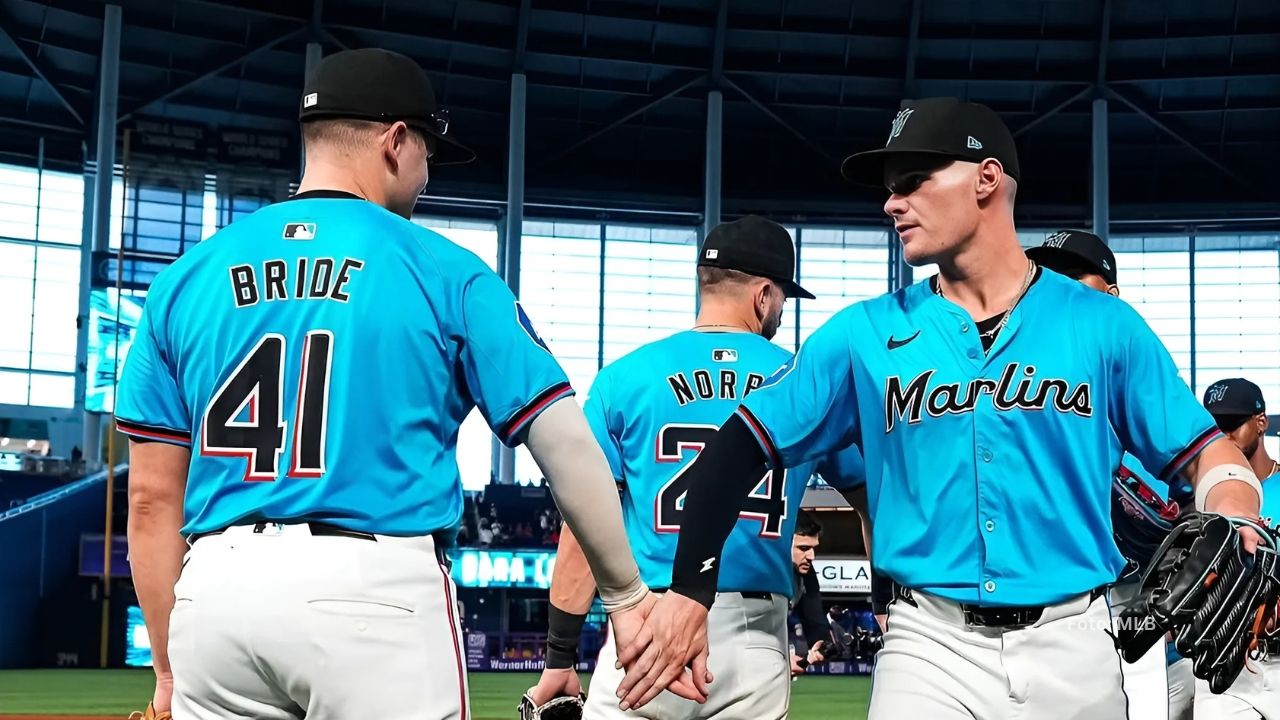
[200,331,332,481]
[653,423,787,538]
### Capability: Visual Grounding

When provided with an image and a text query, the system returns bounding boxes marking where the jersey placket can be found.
[928,292,1029,605]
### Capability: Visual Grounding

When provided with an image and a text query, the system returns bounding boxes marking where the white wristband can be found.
[1194,463,1262,512]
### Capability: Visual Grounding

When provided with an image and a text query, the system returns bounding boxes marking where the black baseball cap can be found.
[1204,378,1266,431]
[841,98,1020,187]
[1026,230,1117,285]
[300,48,476,166]
[698,216,814,299]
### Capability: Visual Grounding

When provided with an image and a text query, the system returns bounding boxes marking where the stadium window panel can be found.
[29,246,81,374]
[601,224,697,363]
[515,221,604,485]
[796,228,892,348]
[1192,234,1280,402]
[0,370,28,405]
[0,163,85,408]
[1111,235,1193,385]
[28,372,75,409]
[411,216,501,491]
[0,242,36,371]
[0,164,38,240]
[412,216,500,270]
[36,171,88,245]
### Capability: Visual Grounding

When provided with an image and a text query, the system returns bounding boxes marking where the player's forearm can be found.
[1185,437,1263,516]
[549,523,598,614]
[544,525,596,669]
[525,400,646,613]
[669,413,770,608]
[125,442,190,677]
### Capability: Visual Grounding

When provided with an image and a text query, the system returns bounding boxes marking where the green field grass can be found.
[0,669,869,718]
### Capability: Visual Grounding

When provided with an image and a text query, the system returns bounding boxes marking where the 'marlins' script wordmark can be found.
[884,363,1092,433]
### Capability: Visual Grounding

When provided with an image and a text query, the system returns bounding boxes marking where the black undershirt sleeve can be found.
[669,413,770,609]
[799,570,832,648]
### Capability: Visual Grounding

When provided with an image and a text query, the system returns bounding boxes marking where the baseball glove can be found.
[1116,512,1280,693]
[127,703,172,720]
[517,691,585,720]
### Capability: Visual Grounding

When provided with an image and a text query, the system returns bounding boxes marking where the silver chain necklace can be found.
[935,259,1037,341]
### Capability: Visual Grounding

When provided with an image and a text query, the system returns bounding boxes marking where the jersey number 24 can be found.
[200,331,332,481]
[654,423,786,538]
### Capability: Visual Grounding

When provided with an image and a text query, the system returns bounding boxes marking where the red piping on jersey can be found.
[116,419,191,445]
[735,406,780,468]
[1160,427,1223,481]
[500,382,574,444]
[438,558,469,719]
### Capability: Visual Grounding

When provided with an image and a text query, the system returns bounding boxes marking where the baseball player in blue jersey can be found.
[119,49,687,720]
[612,98,1266,718]
[1197,377,1280,720]
[1030,229,1193,720]
[518,216,862,720]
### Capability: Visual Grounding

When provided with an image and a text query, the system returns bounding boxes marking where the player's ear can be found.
[974,159,1004,201]
[1107,285,1120,298]
[382,121,410,171]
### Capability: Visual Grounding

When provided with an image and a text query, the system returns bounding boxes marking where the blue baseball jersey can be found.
[737,271,1220,606]
[584,330,861,596]
[116,194,571,537]
[1259,472,1280,529]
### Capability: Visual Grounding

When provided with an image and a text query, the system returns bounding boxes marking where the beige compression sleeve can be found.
[523,398,648,613]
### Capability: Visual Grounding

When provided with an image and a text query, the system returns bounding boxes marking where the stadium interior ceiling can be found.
[1,0,1278,229]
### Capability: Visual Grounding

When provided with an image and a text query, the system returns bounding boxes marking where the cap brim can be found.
[779,278,815,300]
[840,148,967,187]
[420,128,477,167]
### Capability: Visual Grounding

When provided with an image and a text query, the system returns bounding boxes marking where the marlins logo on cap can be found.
[887,108,913,142]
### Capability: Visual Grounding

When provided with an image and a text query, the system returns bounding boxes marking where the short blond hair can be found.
[301,118,426,153]
[697,266,759,296]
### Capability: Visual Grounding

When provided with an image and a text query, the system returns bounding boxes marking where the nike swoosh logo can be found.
[887,330,921,350]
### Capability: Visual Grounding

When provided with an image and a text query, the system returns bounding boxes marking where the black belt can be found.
[895,584,1105,629]
[650,588,775,601]
[189,521,377,544]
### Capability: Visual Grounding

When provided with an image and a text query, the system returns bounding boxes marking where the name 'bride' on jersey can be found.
[884,362,1093,433]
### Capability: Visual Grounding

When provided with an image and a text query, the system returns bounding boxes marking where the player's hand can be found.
[806,640,826,666]
[614,591,712,711]
[789,653,805,677]
[526,668,582,706]
[606,592,704,704]
[152,671,173,713]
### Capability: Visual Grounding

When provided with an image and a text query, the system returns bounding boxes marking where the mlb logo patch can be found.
[284,223,317,240]
[304,93,318,108]
[712,349,738,363]
[705,249,719,260]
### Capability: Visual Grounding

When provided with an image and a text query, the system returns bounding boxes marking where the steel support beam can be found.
[537,72,706,168]
[1091,97,1109,242]
[1012,86,1093,138]
[119,27,307,123]
[722,75,836,165]
[514,0,531,73]
[78,4,121,470]
[904,0,922,98]
[0,17,84,125]
[497,72,527,485]
[1104,86,1251,187]
[703,89,722,240]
